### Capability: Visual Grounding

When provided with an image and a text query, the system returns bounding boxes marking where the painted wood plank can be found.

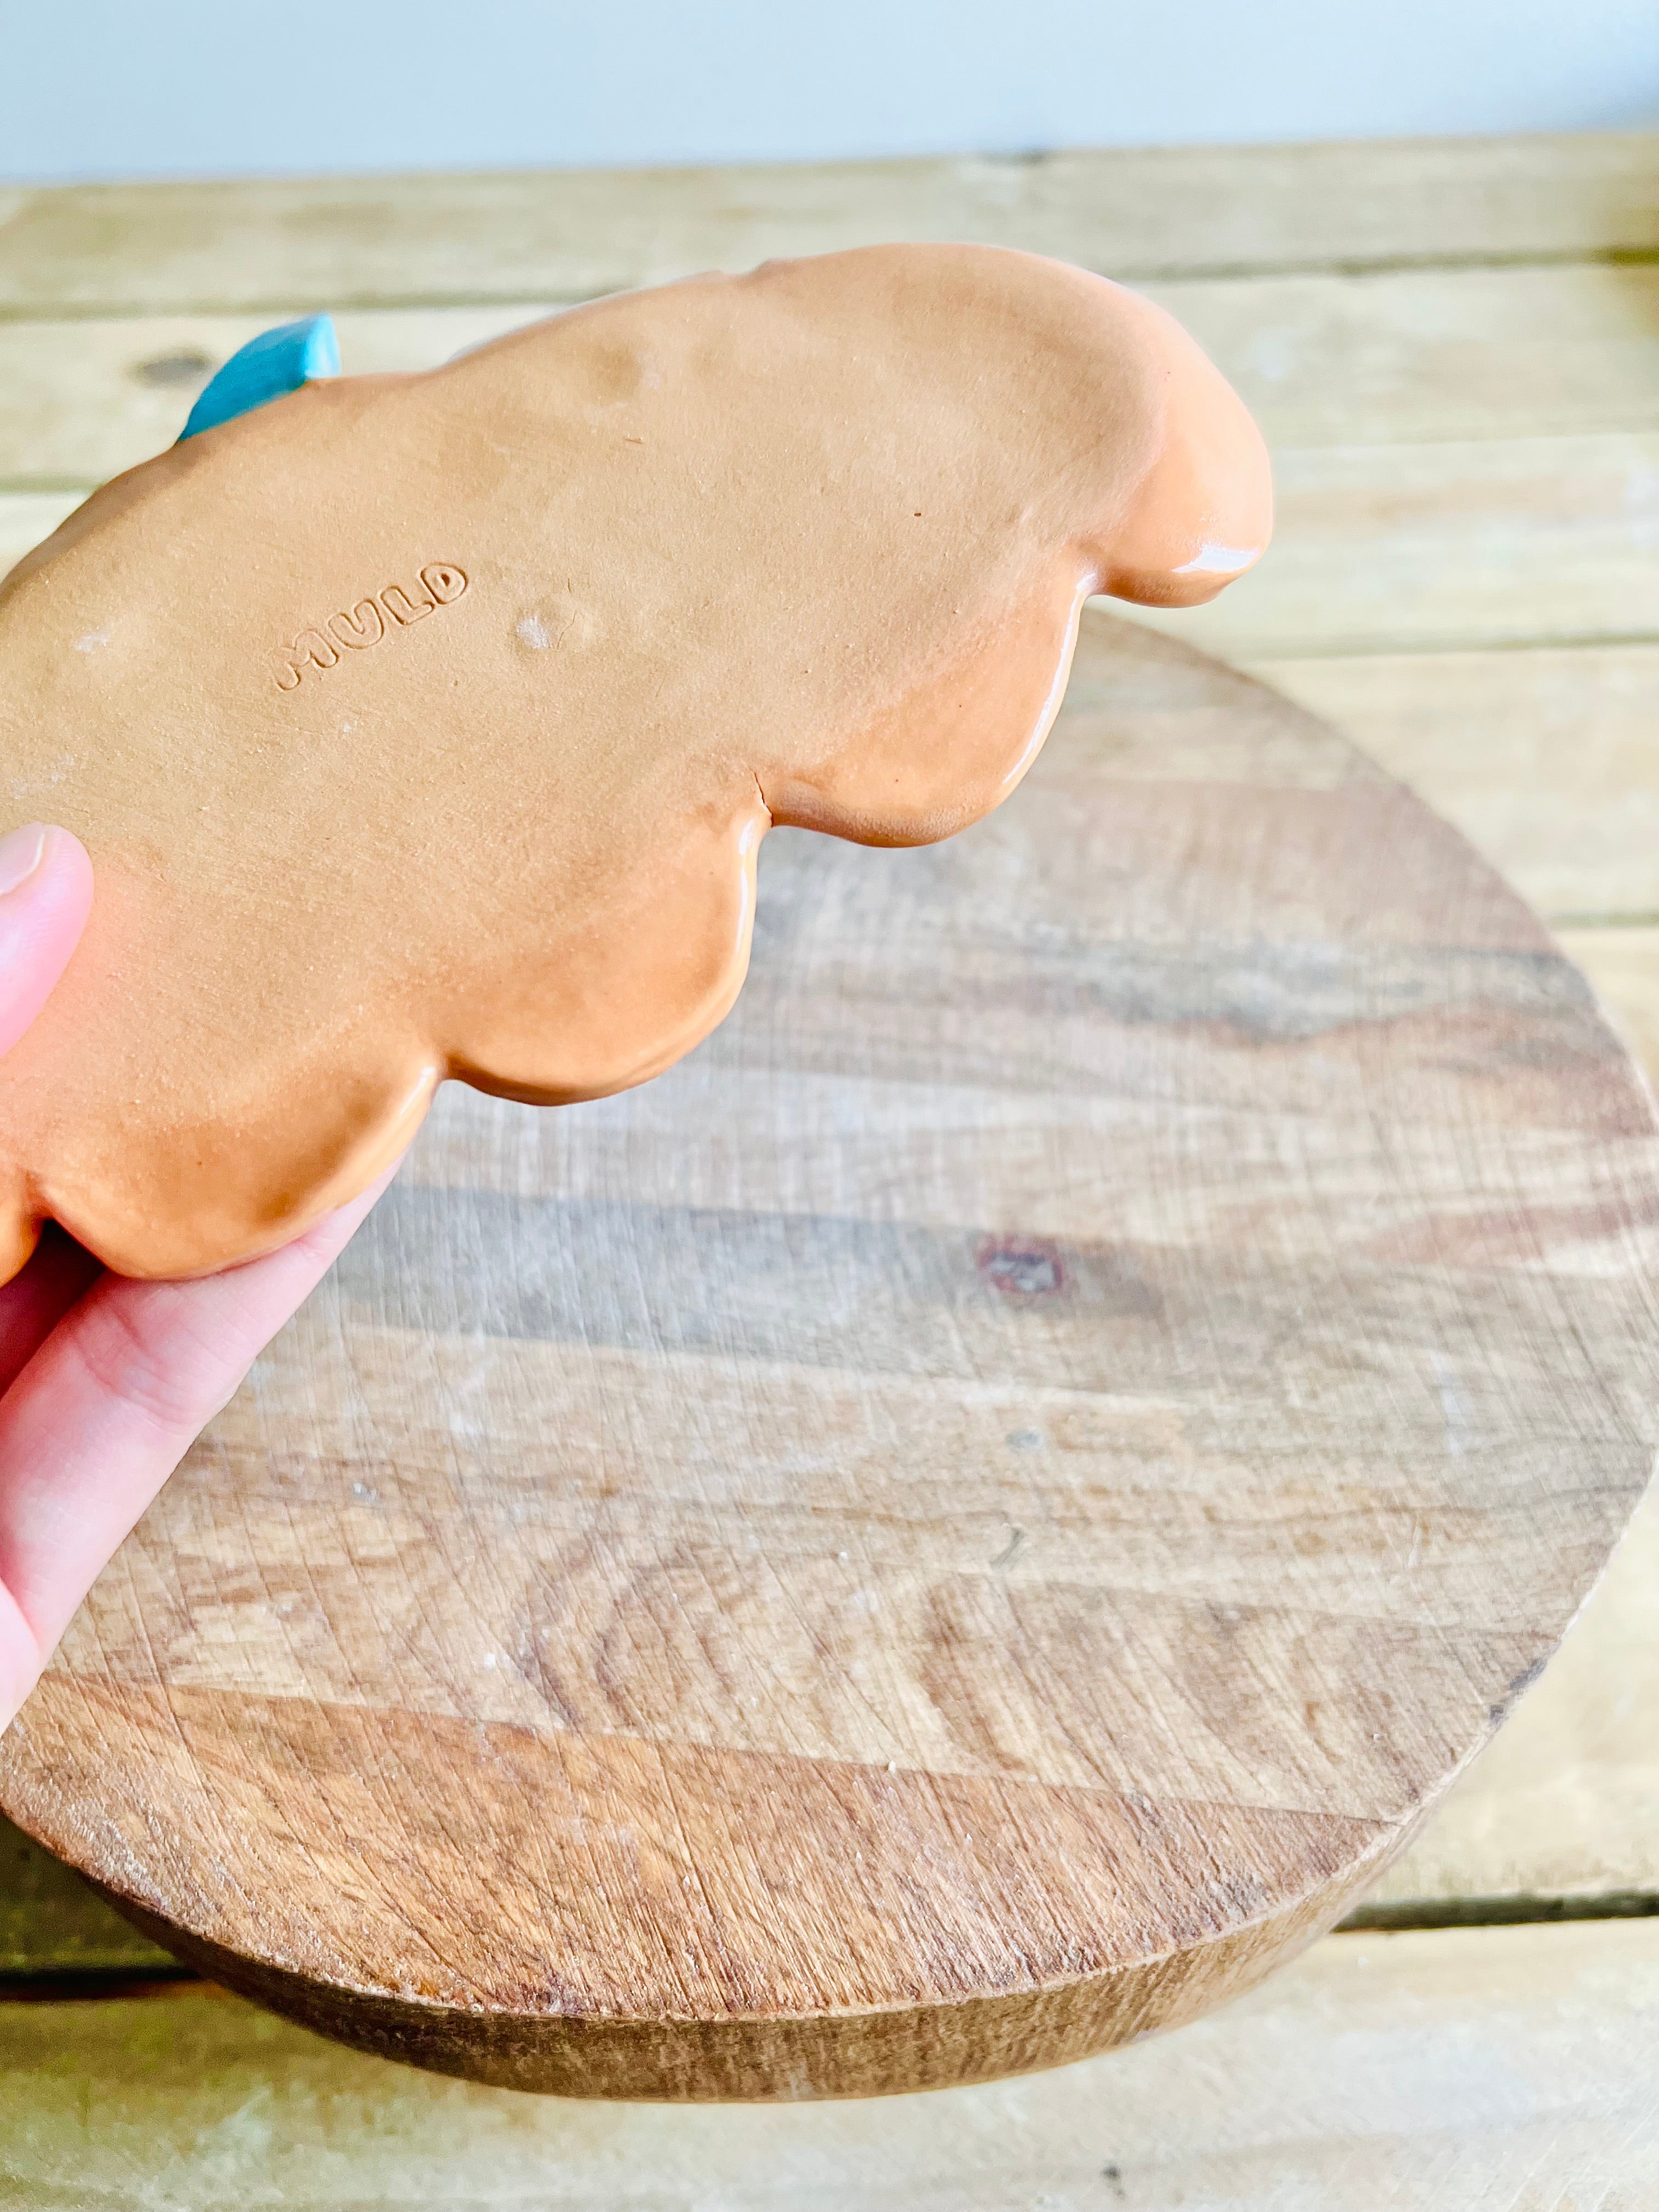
[0,1814,171,1976]
[1370,1474,1659,1913]
[0,306,556,490]
[5,260,1659,493]
[1160,259,1659,449]
[1248,645,1659,924]
[4,136,1657,321]
[1565,927,1659,1084]
[1121,431,1659,658]
[1,1922,1655,2207]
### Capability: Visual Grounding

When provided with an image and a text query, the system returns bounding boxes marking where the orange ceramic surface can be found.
[0,246,1268,1280]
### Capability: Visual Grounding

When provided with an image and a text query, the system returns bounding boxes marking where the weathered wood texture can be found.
[4,136,1657,320]
[1125,432,1659,657]
[2,613,1655,2096]
[1252,647,1659,926]
[13,1425,1657,1965]
[3,1921,1657,2208]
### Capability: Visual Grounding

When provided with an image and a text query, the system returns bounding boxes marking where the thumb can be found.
[0,825,94,1060]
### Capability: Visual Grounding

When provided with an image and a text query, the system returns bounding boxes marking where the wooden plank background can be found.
[2,1923,1656,2207]
[1,131,1656,2198]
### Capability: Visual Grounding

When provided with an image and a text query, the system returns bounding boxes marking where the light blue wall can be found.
[3,0,1655,183]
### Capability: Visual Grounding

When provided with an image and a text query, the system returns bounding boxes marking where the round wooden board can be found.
[4,612,1657,2100]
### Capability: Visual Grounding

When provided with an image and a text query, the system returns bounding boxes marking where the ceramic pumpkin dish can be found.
[0,246,1268,1282]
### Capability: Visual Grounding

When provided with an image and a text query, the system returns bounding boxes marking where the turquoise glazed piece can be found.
[178,315,340,441]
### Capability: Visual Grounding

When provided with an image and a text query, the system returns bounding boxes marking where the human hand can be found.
[0,822,394,1731]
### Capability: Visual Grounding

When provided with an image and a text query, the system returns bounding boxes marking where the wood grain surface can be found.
[1,610,1654,2097]
[4,135,1656,317]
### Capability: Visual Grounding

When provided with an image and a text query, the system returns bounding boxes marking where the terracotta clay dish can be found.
[3,612,1655,2099]
[0,245,1267,1284]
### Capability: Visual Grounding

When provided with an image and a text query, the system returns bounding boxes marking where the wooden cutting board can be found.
[3,611,1655,2100]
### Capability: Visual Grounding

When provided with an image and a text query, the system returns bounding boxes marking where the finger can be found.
[0,1162,397,1727]
[0,1227,101,1395]
[0,824,94,1059]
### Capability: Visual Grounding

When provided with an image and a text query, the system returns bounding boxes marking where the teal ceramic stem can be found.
[178,315,340,442]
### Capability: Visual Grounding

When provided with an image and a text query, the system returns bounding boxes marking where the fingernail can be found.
[0,825,46,899]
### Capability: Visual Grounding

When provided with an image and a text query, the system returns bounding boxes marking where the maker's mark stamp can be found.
[272,562,468,691]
